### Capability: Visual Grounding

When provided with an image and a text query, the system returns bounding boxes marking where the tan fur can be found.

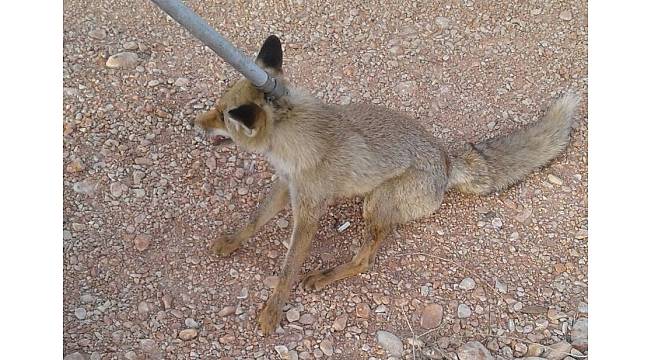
[194,36,579,335]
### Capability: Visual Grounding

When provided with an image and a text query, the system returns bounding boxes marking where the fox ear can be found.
[227,103,264,137]
[256,35,283,73]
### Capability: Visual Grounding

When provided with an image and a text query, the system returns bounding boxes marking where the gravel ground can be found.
[63,1,588,359]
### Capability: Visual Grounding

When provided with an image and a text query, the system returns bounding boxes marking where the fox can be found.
[194,35,580,335]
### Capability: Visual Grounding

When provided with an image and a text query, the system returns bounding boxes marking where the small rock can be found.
[74,307,86,320]
[420,303,443,329]
[64,352,86,360]
[275,345,290,359]
[277,218,290,229]
[178,328,198,341]
[332,314,348,331]
[219,334,236,343]
[495,279,508,293]
[105,52,139,69]
[148,80,160,87]
[218,306,235,316]
[457,304,472,318]
[456,341,494,360]
[559,10,573,21]
[299,313,316,325]
[459,277,476,290]
[515,208,533,223]
[376,330,403,358]
[206,157,216,171]
[286,308,300,322]
[491,217,503,229]
[139,339,156,353]
[337,221,351,232]
[544,341,573,360]
[521,305,547,315]
[88,29,106,40]
[137,301,151,314]
[571,318,588,351]
[526,343,545,357]
[110,182,124,197]
[356,303,371,318]
[175,77,190,87]
[435,16,451,29]
[66,159,85,173]
[133,234,151,251]
[185,318,199,328]
[80,294,95,304]
[161,294,173,310]
[548,174,564,185]
[72,180,96,194]
[123,41,138,50]
[320,339,334,356]
[513,302,523,311]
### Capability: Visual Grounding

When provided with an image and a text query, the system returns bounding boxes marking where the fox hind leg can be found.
[302,168,446,291]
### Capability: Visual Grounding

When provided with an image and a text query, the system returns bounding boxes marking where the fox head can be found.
[194,35,286,152]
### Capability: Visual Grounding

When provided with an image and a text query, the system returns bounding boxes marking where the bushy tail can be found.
[448,93,580,195]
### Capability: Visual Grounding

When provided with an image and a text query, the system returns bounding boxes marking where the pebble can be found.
[299,313,316,325]
[185,318,199,328]
[356,303,371,318]
[219,334,236,343]
[66,159,85,173]
[148,80,160,87]
[548,174,564,185]
[435,16,451,29]
[218,305,235,316]
[571,318,588,351]
[178,328,198,341]
[72,180,96,194]
[110,182,124,197]
[277,218,290,229]
[320,339,334,356]
[64,352,86,360]
[376,330,403,358]
[457,304,472,318]
[74,307,86,320]
[544,341,573,360]
[491,217,503,229]
[139,339,156,353]
[526,343,545,357]
[420,303,443,329]
[88,28,106,40]
[275,345,290,359]
[495,278,508,293]
[123,41,138,50]
[156,295,171,311]
[175,77,190,87]
[559,10,573,21]
[337,221,351,232]
[456,341,494,360]
[105,52,139,69]
[80,294,95,304]
[286,308,300,322]
[133,234,151,251]
[332,314,348,331]
[459,277,476,290]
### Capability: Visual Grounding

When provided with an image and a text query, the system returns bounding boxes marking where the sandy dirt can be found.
[63,1,587,359]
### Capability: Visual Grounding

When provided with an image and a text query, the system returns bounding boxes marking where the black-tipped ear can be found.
[256,35,283,72]
[228,103,260,129]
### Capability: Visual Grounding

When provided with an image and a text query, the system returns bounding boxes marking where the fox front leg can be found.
[258,195,323,335]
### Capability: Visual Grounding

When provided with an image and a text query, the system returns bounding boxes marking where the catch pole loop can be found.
[150,0,288,100]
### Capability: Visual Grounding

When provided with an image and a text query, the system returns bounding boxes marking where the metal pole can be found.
[150,0,287,100]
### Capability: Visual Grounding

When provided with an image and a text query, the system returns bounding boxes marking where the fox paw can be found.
[301,269,331,292]
[209,235,240,257]
[258,299,283,335]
